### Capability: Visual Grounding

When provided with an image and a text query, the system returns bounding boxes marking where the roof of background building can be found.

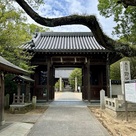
[0,56,27,74]
[12,75,34,83]
[55,68,74,78]
[21,32,110,53]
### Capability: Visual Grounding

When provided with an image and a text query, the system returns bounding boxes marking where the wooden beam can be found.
[31,62,47,65]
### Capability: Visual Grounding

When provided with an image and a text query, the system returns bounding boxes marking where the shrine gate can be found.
[22,32,117,101]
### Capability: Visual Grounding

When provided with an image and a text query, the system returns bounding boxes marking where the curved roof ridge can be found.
[21,32,111,53]
[40,32,93,37]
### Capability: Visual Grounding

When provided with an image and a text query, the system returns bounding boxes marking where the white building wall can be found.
[111,85,122,96]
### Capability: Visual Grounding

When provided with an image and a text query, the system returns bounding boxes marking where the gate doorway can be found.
[54,67,83,101]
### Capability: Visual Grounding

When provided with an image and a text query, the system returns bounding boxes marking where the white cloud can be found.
[67,0,85,14]
[25,0,116,38]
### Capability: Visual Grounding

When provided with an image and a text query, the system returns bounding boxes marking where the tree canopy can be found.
[98,0,136,45]
[97,0,136,79]
[15,0,136,63]
[69,68,82,89]
[0,0,49,72]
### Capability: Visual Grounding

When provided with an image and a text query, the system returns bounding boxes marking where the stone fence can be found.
[105,96,124,111]
[104,95,136,119]
[13,93,31,104]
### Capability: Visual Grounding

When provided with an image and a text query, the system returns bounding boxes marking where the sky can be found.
[26,0,116,39]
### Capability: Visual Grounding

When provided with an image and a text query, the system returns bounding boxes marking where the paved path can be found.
[28,92,110,136]
[0,109,43,136]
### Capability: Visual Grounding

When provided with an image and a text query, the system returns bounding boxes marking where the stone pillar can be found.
[75,77,77,92]
[4,94,9,109]
[22,93,24,104]
[120,61,131,94]
[100,89,105,109]
[59,77,62,91]
[32,96,37,109]
[28,93,31,102]
[0,73,5,125]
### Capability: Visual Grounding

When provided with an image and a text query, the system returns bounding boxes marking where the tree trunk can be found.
[117,0,136,8]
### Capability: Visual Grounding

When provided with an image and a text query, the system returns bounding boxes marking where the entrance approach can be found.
[22,32,117,101]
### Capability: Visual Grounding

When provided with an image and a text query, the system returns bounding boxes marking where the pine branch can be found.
[15,0,136,57]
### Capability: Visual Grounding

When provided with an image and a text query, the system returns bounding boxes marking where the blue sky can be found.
[26,0,116,39]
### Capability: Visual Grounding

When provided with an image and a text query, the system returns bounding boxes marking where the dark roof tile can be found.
[0,56,27,74]
[21,32,110,53]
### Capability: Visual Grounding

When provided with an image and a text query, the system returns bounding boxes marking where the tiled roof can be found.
[0,56,27,74]
[12,75,34,82]
[21,32,110,53]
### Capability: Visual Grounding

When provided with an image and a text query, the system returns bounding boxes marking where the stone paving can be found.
[0,122,33,136]
[28,92,110,136]
[0,92,110,136]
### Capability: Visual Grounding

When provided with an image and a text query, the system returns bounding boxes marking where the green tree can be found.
[69,68,82,89]
[0,0,49,72]
[4,74,17,104]
[55,79,64,91]
[98,0,136,79]
[98,0,136,43]
[110,60,121,80]
[110,57,136,80]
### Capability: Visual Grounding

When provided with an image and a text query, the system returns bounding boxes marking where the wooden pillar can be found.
[87,58,90,102]
[82,67,84,99]
[17,83,21,103]
[49,65,54,100]
[52,67,55,99]
[0,72,5,125]
[82,66,86,100]
[106,53,110,97]
[47,59,50,102]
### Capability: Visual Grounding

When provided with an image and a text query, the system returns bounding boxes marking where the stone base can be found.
[0,120,5,126]
[105,108,136,119]
[10,103,32,114]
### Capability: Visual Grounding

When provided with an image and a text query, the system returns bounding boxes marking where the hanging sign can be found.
[125,80,136,103]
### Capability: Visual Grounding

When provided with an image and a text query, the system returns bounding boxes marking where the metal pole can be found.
[123,80,128,121]
[109,79,112,98]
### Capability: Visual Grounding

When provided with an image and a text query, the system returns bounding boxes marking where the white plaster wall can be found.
[111,85,122,96]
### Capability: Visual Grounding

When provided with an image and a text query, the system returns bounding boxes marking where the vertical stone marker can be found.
[120,61,131,94]
[120,61,131,121]
[32,96,37,109]
[59,77,62,91]
[100,89,105,109]
[75,77,77,92]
